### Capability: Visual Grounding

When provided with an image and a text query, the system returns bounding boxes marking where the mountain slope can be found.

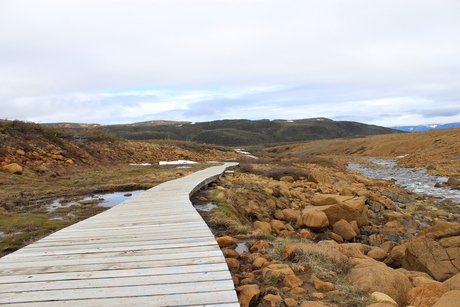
[392,122,460,132]
[100,118,404,146]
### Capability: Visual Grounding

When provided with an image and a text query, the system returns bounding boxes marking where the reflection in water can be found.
[348,158,460,202]
[45,190,145,212]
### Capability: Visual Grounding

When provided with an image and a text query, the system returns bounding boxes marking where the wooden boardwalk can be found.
[0,162,239,306]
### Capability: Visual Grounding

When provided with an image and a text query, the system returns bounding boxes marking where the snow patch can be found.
[158,160,198,165]
[234,148,258,159]
[130,163,151,166]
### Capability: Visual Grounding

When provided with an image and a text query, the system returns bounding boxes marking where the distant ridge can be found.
[97,118,403,146]
[392,122,460,132]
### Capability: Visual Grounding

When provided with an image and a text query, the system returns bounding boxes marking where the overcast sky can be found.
[1,0,459,127]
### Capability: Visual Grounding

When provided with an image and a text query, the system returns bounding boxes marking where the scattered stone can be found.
[297,210,329,229]
[262,264,295,278]
[280,176,295,183]
[307,172,330,185]
[250,240,271,252]
[370,292,398,306]
[311,275,334,291]
[350,220,361,235]
[311,292,325,299]
[225,258,240,270]
[270,219,286,232]
[299,229,313,240]
[216,236,236,247]
[1,163,23,174]
[283,274,303,288]
[252,257,268,268]
[198,196,208,201]
[333,219,358,241]
[282,242,348,265]
[367,247,388,261]
[254,221,272,234]
[284,298,299,307]
[34,164,48,174]
[262,294,283,307]
[236,284,260,307]
[282,209,301,223]
[232,275,240,287]
[223,249,240,259]
[124,193,133,197]
[328,232,344,242]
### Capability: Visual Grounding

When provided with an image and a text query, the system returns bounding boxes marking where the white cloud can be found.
[1,0,459,127]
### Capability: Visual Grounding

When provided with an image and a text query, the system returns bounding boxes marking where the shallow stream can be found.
[347,158,460,203]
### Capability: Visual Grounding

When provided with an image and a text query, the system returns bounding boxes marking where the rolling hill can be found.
[95,118,404,146]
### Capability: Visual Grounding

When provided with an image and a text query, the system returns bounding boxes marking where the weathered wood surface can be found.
[0,162,239,306]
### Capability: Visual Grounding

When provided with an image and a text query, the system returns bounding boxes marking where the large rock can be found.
[254,221,272,234]
[297,210,329,229]
[302,196,368,227]
[1,163,23,174]
[442,272,460,290]
[310,194,352,206]
[307,172,330,185]
[398,223,460,281]
[347,258,412,306]
[332,219,357,241]
[216,236,236,247]
[282,209,301,223]
[405,282,447,307]
[432,290,460,307]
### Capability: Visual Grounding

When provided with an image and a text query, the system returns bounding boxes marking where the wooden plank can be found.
[0,280,234,303]
[7,238,218,257]
[1,291,240,307]
[0,263,229,283]
[0,249,224,269]
[0,256,226,275]
[0,270,232,293]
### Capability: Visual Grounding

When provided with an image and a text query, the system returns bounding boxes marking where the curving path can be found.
[0,162,239,306]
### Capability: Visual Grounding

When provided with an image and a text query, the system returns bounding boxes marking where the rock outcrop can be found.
[388,222,460,281]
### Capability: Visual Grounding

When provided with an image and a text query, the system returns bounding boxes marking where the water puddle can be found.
[44,190,145,212]
[348,158,460,202]
[193,202,217,212]
[235,241,249,253]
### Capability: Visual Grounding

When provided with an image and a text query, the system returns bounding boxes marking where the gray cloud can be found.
[1,0,460,127]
